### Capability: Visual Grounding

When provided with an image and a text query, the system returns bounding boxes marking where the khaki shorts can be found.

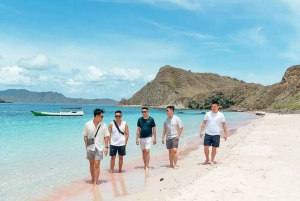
[86,148,103,160]
[166,137,179,149]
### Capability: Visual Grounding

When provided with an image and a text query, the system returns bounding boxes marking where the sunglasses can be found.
[115,115,122,118]
[99,115,104,118]
[166,110,170,112]
[142,111,147,113]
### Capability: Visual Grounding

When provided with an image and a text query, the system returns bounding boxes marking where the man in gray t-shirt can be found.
[161,106,183,169]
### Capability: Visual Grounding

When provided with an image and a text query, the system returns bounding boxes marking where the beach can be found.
[108,113,300,201]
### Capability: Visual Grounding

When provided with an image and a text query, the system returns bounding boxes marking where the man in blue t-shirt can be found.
[136,107,156,171]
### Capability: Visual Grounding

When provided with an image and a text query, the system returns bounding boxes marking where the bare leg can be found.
[110,156,116,173]
[93,160,101,185]
[211,147,217,166]
[119,155,123,173]
[204,146,210,164]
[168,149,174,168]
[142,150,147,169]
[89,160,95,182]
[143,149,150,171]
[173,148,178,169]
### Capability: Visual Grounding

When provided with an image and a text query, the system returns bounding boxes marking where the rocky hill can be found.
[0,89,119,105]
[119,65,300,110]
[0,98,5,103]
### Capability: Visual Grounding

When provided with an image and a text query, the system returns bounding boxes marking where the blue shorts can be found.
[204,134,220,147]
[109,145,126,156]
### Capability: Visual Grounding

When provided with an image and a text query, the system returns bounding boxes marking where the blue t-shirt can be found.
[137,116,156,138]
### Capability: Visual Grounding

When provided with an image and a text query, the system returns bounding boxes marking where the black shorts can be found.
[109,145,126,156]
[204,134,220,147]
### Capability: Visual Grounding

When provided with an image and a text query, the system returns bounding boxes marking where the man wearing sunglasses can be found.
[136,107,157,171]
[83,108,109,186]
[108,110,129,173]
[161,106,183,169]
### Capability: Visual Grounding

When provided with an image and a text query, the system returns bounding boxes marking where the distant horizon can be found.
[0,63,294,100]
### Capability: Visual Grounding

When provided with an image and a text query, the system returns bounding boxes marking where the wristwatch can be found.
[105,146,108,148]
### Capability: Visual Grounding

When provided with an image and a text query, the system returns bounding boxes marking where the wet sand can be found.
[55,121,252,200]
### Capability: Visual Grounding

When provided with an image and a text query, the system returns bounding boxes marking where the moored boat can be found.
[31,106,84,116]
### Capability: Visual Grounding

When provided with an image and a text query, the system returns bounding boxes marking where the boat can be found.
[31,106,84,116]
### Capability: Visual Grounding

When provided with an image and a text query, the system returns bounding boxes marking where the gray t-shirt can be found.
[164,115,183,140]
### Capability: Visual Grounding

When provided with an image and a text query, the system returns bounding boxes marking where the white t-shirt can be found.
[82,120,110,151]
[204,111,225,135]
[110,121,126,146]
[164,115,183,140]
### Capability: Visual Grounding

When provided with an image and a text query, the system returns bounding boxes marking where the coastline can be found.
[57,116,258,201]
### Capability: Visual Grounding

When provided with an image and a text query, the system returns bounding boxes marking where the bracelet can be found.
[105,146,108,148]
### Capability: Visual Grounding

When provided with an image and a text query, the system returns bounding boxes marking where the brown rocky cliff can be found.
[119,65,261,108]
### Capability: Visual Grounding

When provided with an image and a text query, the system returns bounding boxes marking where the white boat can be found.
[31,106,84,116]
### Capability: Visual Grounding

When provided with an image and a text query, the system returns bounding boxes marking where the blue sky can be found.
[0,0,300,100]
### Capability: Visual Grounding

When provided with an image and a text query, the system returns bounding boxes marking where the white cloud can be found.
[17,54,59,70]
[148,20,216,40]
[0,66,33,86]
[231,27,266,47]
[39,75,48,81]
[74,65,106,84]
[110,67,142,81]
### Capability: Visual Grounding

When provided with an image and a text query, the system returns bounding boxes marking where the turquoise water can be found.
[0,103,257,201]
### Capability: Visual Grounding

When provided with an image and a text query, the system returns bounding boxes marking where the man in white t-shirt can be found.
[108,110,129,173]
[161,106,183,169]
[83,108,109,185]
[200,101,228,166]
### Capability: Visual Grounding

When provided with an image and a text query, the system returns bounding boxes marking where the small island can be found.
[0,99,5,103]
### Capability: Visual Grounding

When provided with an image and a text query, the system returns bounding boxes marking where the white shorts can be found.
[139,137,152,150]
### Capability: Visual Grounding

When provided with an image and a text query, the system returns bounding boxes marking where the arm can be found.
[84,136,88,148]
[104,136,109,156]
[161,128,166,144]
[152,127,157,145]
[200,120,207,138]
[83,125,88,148]
[108,123,113,144]
[136,127,140,145]
[222,122,228,141]
[125,124,129,145]
[176,127,183,138]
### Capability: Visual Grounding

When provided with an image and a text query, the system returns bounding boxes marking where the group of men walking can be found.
[83,101,228,185]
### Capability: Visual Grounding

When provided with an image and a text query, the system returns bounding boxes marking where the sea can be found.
[0,103,257,201]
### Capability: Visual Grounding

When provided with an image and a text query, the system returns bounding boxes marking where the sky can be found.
[0,0,300,100]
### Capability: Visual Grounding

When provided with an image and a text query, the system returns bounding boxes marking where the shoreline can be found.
[53,116,257,201]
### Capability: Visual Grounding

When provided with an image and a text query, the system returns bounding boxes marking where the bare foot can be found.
[210,161,215,166]
[145,166,149,172]
[119,170,122,173]
[203,160,210,165]
[93,182,97,186]
[173,165,177,170]
[110,170,113,173]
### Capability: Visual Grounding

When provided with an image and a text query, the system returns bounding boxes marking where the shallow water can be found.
[0,103,257,200]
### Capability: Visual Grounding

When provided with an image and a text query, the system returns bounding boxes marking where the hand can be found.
[200,133,204,138]
[136,140,139,145]
[104,148,108,156]
[224,135,228,141]
[161,139,164,144]
[153,139,157,145]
